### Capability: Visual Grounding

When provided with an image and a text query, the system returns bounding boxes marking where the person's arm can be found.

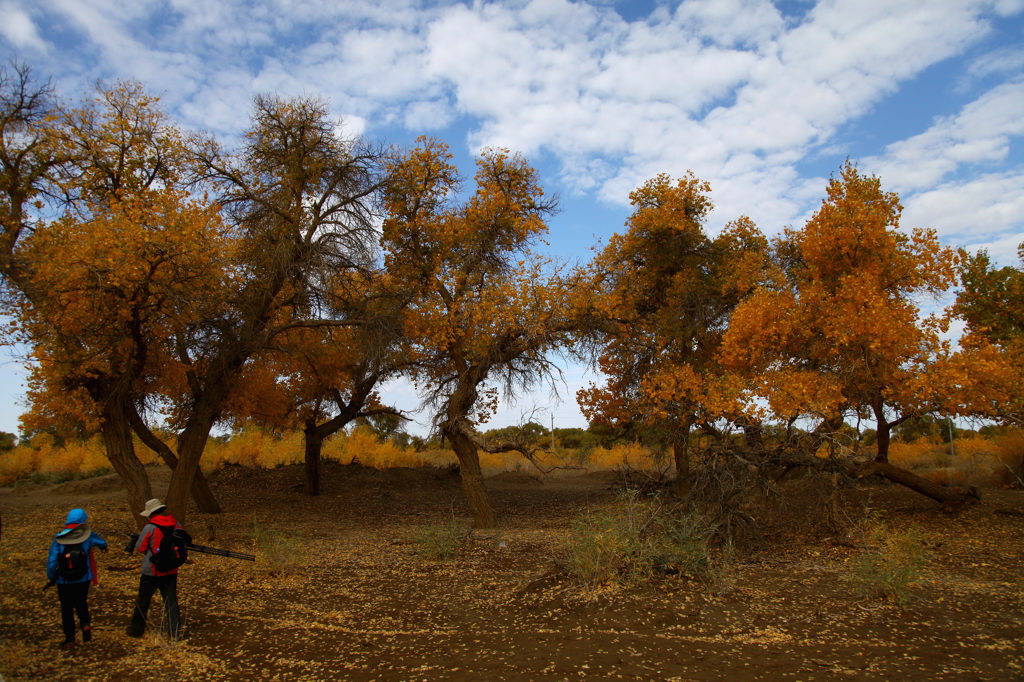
[135,525,154,554]
[92,533,109,552]
[46,540,59,581]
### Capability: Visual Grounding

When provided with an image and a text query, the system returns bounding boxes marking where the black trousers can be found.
[56,581,91,642]
[127,573,179,639]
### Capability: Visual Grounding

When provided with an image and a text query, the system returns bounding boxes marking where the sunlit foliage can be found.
[577,172,769,487]
[720,161,961,461]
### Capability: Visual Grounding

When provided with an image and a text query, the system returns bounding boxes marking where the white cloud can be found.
[966,45,1024,80]
[966,231,1024,265]
[672,0,785,47]
[0,2,47,52]
[902,172,1024,243]
[867,80,1024,192]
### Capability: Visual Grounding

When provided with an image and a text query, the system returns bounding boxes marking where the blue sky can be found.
[1,0,1022,438]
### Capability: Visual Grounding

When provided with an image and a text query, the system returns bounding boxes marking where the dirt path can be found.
[2,462,1022,680]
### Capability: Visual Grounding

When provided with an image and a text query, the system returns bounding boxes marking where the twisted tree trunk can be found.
[448,428,496,528]
[99,398,153,527]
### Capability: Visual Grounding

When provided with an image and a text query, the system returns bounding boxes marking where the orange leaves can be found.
[12,191,228,430]
[925,333,1024,424]
[16,188,228,372]
[580,171,767,434]
[51,80,191,205]
[797,162,956,298]
[381,137,566,436]
[720,162,964,450]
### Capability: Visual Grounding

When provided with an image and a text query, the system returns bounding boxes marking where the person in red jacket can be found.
[125,498,186,640]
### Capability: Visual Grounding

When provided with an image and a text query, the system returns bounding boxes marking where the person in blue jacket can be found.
[46,508,108,648]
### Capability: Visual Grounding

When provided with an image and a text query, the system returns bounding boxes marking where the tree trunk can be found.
[303,422,323,496]
[874,421,891,463]
[741,419,765,451]
[99,399,153,526]
[448,429,496,528]
[872,404,917,464]
[871,401,892,463]
[128,407,221,513]
[672,432,691,498]
[165,404,220,522]
[857,461,980,510]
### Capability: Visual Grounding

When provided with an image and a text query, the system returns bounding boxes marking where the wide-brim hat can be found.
[140,498,167,518]
[56,523,92,545]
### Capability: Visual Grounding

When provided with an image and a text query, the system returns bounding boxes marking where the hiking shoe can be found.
[59,640,75,649]
[82,626,92,642]
[124,628,142,638]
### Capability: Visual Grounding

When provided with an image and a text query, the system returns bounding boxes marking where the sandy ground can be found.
[1,460,1022,681]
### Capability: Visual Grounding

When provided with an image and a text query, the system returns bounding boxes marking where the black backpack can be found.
[151,524,191,571]
[56,543,89,581]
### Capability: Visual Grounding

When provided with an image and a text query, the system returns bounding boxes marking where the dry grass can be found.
[3,427,1022,491]
[889,430,1024,488]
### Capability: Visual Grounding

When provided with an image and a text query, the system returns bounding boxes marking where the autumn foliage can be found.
[720,162,961,462]
[2,65,1023,528]
[577,172,769,490]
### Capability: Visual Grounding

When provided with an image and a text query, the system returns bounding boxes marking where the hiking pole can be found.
[186,543,255,562]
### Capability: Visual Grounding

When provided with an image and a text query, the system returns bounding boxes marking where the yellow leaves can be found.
[383,139,563,417]
[719,161,968,428]
[11,183,231,423]
[52,80,190,202]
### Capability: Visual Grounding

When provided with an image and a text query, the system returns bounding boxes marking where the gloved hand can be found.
[124,533,139,553]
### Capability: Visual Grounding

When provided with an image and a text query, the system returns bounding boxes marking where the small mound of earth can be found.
[486,471,543,487]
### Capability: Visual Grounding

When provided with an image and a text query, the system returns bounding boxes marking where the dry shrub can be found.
[683,448,767,547]
[847,520,928,606]
[203,428,304,470]
[992,429,1024,487]
[1,423,671,485]
[889,437,947,472]
[563,490,717,591]
[0,434,111,485]
[253,515,305,573]
[585,442,658,471]
[757,469,852,539]
[0,444,38,485]
[411,516,468,560]
[479,450,528,473]
[890,430,1024,488]
[327,426,435,468]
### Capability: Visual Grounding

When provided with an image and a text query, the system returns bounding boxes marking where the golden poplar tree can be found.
[382,137,575,527]
[577,173,769,492]
[721,162,959,462]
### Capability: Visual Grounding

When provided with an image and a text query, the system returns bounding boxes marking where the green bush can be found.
[849,523,927,605]
[563,490,716,588]
[412,517,466,560]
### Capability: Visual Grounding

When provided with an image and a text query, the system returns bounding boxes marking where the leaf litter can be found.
[1,460,1021,680]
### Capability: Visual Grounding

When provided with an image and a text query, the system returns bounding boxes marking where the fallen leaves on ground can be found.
[1,462,1022,681]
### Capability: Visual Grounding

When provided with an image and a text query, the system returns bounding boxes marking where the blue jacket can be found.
[46,508,108,584]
